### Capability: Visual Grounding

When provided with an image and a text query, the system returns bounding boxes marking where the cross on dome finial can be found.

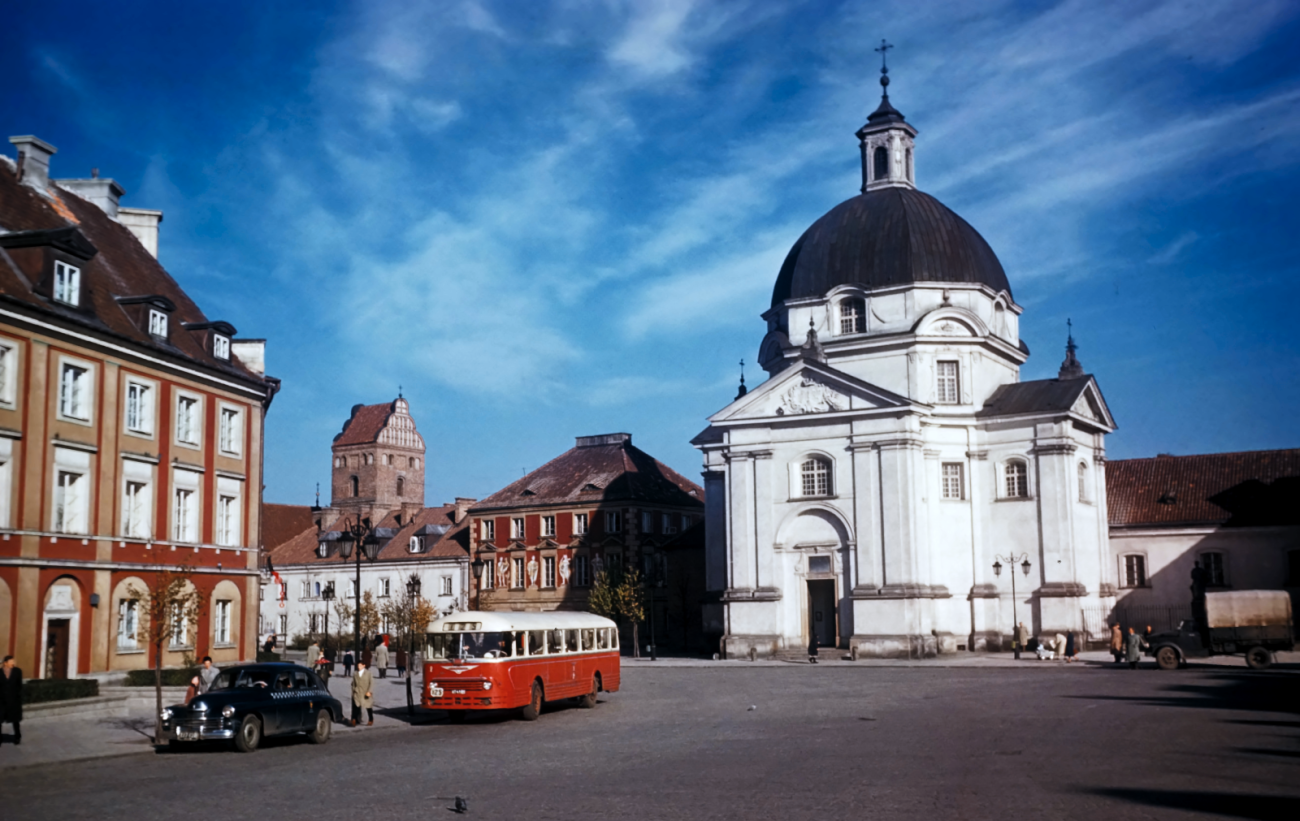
[1058,318,1085,379]
[876,39,893,97]
[736,358,748,400]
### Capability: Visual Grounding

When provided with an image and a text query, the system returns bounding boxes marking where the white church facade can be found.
[693,71,1117,659]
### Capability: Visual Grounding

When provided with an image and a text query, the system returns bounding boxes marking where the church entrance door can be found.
[46,618,71,679]
[807,580,836,648]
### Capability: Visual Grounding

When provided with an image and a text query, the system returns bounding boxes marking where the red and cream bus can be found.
[422,611,621,721]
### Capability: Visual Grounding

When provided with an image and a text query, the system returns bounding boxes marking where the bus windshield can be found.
[428,631,511,660]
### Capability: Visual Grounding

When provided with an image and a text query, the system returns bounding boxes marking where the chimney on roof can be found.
[9,135,56,191]
[575,433,632,448]
[453,497,477,523]
[230,339,266,375]
[56,176,126,219]
[118,208,164,258]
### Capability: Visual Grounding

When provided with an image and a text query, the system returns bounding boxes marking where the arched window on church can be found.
[1005,460,1028,498]
[839,298,865,334]
[800,458,832,497]
[408,457,415,468]
[1077,461,1088,502]
[906,147,913,182]
[873,146,888,181]
[350,475,359,497]
[396,476,405,497]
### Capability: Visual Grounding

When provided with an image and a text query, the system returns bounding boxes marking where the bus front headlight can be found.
[482,681,492,690]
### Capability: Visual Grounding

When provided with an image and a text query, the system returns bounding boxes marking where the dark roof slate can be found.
[1107,449,1300,528]
[977,376,1091,418]
[771,187,1011,307]
[473,439,704,512]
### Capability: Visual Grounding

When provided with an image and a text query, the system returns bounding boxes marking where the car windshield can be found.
[427,631,511,659]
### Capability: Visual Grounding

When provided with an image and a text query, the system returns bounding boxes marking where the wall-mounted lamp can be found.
[89,593,101,608]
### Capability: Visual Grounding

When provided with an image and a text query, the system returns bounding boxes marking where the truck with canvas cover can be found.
[1146,590,1294,670]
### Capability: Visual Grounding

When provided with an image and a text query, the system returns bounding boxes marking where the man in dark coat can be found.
[0,655,22,745]
[1125,628,1144,670]
[807,632,819,664]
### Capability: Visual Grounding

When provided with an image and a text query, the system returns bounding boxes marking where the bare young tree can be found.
[588,568,646,658]
[128,564,204,745]
[379,573,439,714]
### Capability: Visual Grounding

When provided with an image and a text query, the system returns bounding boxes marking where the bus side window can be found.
[610,628,619,649]
[580,629,595,651]
[510,631,523,657]
[550,629,565,654]
[596,628,608,650]
[529,630,546,655]
[565,630,578,652]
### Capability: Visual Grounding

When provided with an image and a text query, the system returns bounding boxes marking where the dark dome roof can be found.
[771,187,1011,307]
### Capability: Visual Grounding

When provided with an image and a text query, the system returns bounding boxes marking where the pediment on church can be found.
[709,360,914,423]
[1071,380,1116,430]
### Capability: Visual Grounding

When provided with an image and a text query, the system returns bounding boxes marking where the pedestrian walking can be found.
[396,648,407,678]
[1110,623,1124,664]
[1016,622,1030,659]
[1064,630,1077,663]
[0,655,22,746]
[198,656,219,694]
[1125,627,1144,669]
[343,650,354,678]
[315,653,332,683]
[306,641,322,670]
[373,641,390,679]
[184,676,201,706]
[263,633,277,654]
[1053,632,1067,661]
[807,632,819,664]
[351,661,374,727]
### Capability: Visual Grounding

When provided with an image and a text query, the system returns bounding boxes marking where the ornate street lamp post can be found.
[471,557,485,611]
[321,581,335,659]
[335,517,381,667]
[404,574,421,716]
[993,553,1032,659]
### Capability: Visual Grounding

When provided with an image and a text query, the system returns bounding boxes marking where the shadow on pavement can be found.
[1084,788,1300,820]
[1065,671,1300,718]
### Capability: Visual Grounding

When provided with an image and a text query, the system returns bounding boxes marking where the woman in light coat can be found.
[1110,624,1124,664]
[1124,628,1144,669]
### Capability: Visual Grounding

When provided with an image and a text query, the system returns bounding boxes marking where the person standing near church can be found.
[0,655,22,745]
[1110,623,1124,664]
[343,649,354,678]
[373,640,389,679]
[1125,627,1144,669]
[807,632,819,664]
[1064,630,1077,662]
[306,641,322,670]
[1016,622,1030,657]
[351,661,374,726]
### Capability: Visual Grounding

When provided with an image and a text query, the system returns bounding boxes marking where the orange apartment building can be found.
[0,135,279,678]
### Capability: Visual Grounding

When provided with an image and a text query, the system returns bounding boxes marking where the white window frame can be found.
[218,404,243,457]
[0,437,13,530]
[511,517,525,539]
[299,580,310,599]
[52,446,91,535]
[1004,459,1029,499]
[214,600,232,645]
[57,356,94,423]
[662,512,677,535]
[317,541,328,558]
[216,477,241,546]
[512,557,525,589]
[542,515,555,537]
[345,579,357,598]
[277,613,287,636]
[117,599,138,650]
[121,458,153,539]
[170,603,189,648]
[441,576,453,596]
[53,260,80,306]
[936,361,960,404]
[941,463,964,500]
[543,556,556,588]
[409,536,422,553]
[839,297,865,334]
[148,309,168,337]
[123,377,156,437]
[482,520,495,541]
[172,469,201,543]
[379,578,391,598]
[175,392,202,447]
[1120,554,1148,589]
[213,334,230,360]
[481,559,496,590]
[1077,461,1088,503]
[606,511,621,533]
[0,338,17,407]
[799,458,832,498]
[574,513,588,535]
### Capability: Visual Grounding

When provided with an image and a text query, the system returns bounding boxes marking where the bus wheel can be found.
[520,682,543,721]
[445,710,467,724]
[1155,647,1180,671]
[1245,647,1273,670]
[578,674,600,709]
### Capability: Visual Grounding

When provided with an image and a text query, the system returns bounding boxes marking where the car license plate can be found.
[430,686,443,698]
[178,730,199,741]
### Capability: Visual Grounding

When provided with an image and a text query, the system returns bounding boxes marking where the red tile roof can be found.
[0,157,269,389]
[1107,449,1300,528]
[267,504,470,567]
[263,503,316,550]
[473,436,704,512]
[333,402,396,447]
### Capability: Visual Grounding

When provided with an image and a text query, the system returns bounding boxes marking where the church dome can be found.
[770,186,1011,307]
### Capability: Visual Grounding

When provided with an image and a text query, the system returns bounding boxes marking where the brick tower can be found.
[329,397,426,523]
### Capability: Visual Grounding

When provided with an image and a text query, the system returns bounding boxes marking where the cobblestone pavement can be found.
[3,661,1298,820]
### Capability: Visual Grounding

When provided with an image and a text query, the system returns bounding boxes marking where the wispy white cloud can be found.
[1148,231,1199,265]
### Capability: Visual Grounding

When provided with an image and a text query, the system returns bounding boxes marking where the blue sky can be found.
[5,0,1299,507]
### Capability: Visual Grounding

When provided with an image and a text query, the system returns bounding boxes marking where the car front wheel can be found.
[234,715,262,753]
[307,709,332,744]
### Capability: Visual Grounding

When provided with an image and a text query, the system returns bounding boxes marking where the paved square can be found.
[3,663,1297,820]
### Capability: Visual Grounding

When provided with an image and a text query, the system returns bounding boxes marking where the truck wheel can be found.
[520,681,543,721]
[1156,647,1180,671]
[1245,647,1273,670]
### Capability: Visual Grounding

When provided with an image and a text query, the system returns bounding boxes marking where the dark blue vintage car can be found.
[161,663,343,752]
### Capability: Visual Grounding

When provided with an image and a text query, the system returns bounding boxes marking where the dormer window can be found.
[213,334,230,360]
[839,298,865,334]
[317,542,328,558]
[148,309,168,337]
[54,261,80,306]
